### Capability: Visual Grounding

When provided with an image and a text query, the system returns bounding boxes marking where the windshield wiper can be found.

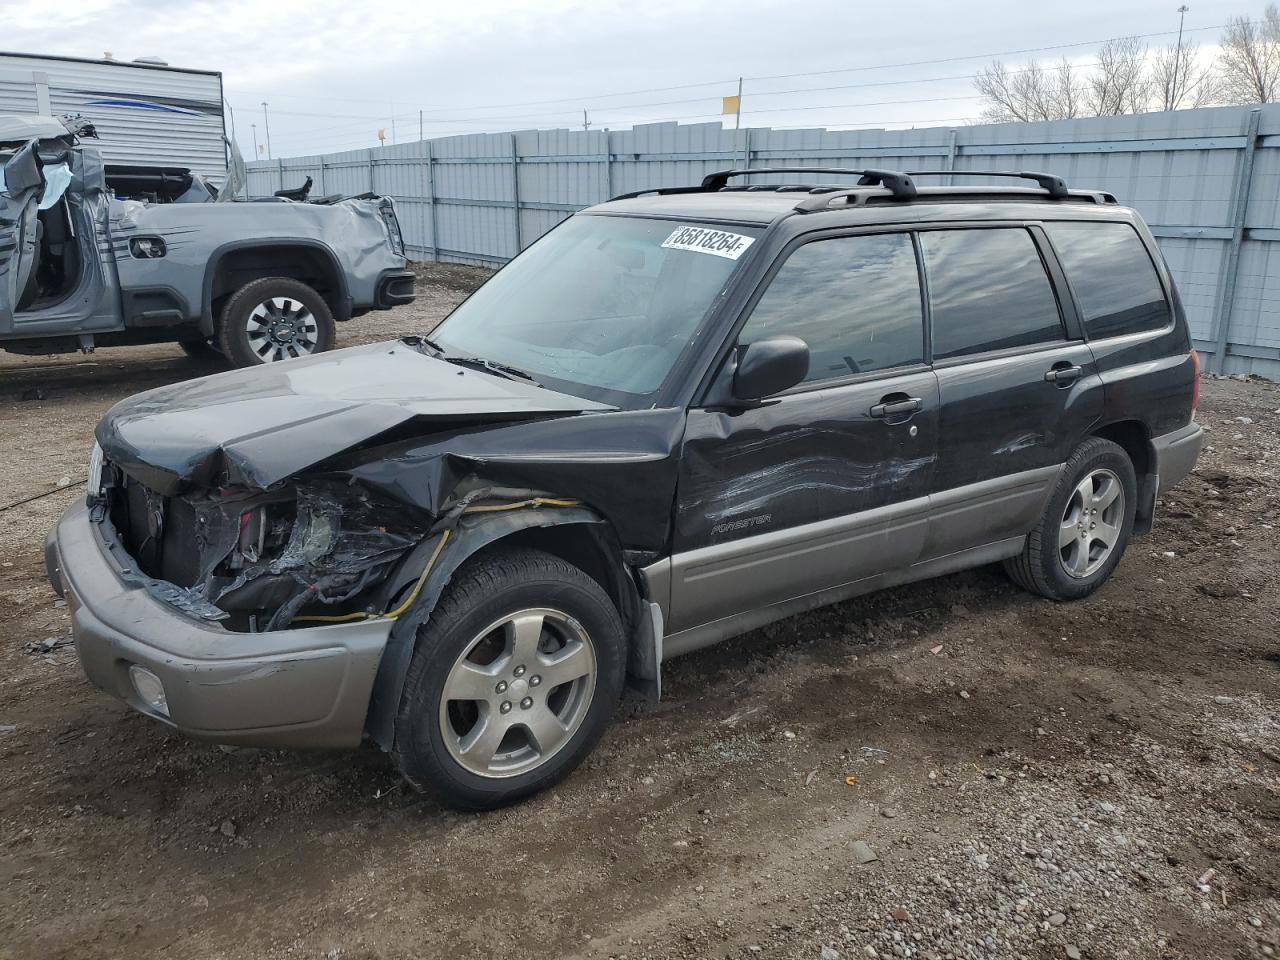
[441,354,542,386]
[415,335,447,355]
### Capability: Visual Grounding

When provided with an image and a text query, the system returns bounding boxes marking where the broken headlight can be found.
[198,482,430,630]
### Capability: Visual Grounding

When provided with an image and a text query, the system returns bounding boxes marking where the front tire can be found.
[394,547,626,810]
[1004,437,1136,601]
[217,277,335,367]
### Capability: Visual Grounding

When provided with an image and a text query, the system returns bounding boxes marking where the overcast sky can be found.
[0,0,1242,159]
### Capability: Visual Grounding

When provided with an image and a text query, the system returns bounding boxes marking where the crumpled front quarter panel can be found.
[339,407,688,554]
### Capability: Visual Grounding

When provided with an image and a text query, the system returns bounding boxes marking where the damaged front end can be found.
[97,463,432,632]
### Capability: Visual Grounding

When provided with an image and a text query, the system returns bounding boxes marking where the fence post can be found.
[1211,107,1261,375]
[318,157,326,196]
[510,133,523,255]
[276,158,283,193]
[601,130,612,201]
[425,140,438,262]
[741,127,752,170]
[944,128,958,185]
[368,152,376,194]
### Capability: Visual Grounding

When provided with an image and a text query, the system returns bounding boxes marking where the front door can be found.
[668,230,939,636]
[0,139,44,333]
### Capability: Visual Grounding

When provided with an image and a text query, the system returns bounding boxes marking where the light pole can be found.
[261,101,273,160]
[1172,5,1189,109]
[251,123,257,158]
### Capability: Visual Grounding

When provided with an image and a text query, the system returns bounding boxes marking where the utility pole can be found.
[251,123,258,158]
[1172,5,1189,109]
[735,77,743,130]
[260,102,272,160]
[419,109,424,142]
[582,108,591,132]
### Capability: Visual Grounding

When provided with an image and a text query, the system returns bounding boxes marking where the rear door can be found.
[668,230,939,636]
[0,140,44,332]
[919,223,1103,559]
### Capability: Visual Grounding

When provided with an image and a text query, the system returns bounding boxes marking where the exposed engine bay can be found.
[101,471,433,630]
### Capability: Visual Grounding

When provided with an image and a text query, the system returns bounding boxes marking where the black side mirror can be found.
[733,335,810,401]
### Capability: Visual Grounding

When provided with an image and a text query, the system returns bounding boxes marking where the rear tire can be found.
[1004,437,1136,601]
[394,547,626,810]
[217,277,335,368]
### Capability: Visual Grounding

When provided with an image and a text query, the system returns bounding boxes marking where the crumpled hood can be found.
[97,340,610,493]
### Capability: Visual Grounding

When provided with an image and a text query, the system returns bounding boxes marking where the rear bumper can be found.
[374,269,416,309]
[45,500,392,749]
[1153,421,1204,493]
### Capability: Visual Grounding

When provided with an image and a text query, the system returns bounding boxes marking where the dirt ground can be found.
[0,264,1276,960]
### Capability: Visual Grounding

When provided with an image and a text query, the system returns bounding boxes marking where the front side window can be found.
[1045,221,1171,339]
[431,215,760,406]
[921,228,1064,360]
[738,232,925,384]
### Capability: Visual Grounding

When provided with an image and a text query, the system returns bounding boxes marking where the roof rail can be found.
[906,169,1069,199]
[609,166,1089,207]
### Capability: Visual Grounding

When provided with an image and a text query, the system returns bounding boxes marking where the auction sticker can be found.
[661,226,755,260]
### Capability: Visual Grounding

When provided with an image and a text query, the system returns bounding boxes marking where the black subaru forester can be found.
[47,168,1203,809]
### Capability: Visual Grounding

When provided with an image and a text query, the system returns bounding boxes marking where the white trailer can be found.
[0,52,226,184]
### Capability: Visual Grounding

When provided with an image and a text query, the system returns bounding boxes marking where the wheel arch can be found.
[363,506,654,752]
[200,238,350,336]
[1091,419,1156,534]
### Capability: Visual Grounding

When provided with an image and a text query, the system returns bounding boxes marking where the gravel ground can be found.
[0,263,1276,960]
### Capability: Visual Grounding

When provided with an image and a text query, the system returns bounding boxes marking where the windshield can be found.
[431,214,761,406]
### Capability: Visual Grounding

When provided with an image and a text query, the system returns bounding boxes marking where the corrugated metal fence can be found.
[247,105,1280,379]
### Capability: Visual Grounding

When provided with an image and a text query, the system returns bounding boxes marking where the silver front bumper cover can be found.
[45,499,392,749]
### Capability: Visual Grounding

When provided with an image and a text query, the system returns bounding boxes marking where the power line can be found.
[238,19,1229,123]
[263,21,1233,154]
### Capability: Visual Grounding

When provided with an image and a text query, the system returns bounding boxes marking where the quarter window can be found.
[921,228,1065,360]
[1045,221,1171,339]
[739,233,925,384]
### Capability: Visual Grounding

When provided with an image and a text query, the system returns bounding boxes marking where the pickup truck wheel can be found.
[218,277,335,367]
[394,547,625,810]
[1004,437,1136,601]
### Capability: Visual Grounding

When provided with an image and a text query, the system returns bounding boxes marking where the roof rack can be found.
[609,165,1094,207]
[905,169,1068,199]
[609,166,918,202]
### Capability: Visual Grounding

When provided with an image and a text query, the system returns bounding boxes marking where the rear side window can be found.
[1045,221,1171,339]
[739,233,924,383]
[920,228,1064,360]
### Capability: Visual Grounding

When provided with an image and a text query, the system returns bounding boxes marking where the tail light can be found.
[1189,349,1201,413]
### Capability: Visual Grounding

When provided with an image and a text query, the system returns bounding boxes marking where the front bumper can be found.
[1153,421,1205,493]
[45,500,392,749]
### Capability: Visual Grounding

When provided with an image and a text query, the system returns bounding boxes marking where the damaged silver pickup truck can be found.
[46,167,1202,809]
[1,114,414,366]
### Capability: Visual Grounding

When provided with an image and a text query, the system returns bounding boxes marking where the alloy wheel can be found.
[438,608,597,778]
[245,296,319,362]
[1059,468,1125,579]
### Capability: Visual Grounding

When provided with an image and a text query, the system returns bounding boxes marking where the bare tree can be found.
[975,58,1084,122]
[1086,37,1154,116]
[1218,5,1280,103]
[1151,40,1222,110]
